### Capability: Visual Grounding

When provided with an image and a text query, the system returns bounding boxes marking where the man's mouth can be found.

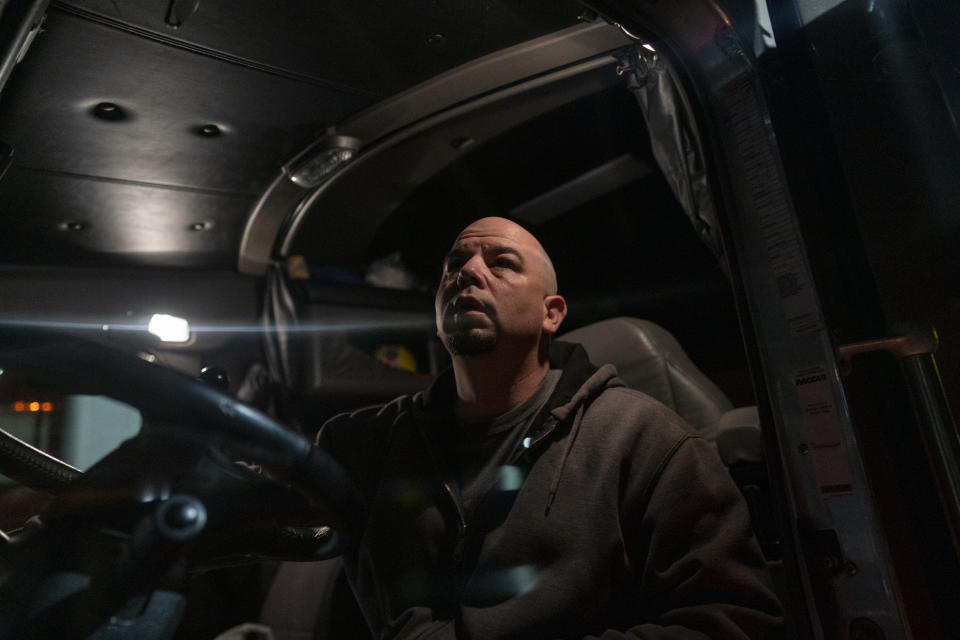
[452,295,485,314]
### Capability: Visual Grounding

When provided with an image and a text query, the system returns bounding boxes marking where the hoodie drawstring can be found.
[545,402,586,516]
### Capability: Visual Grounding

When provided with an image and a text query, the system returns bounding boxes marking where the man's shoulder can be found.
[590,383,686,421]
[584,384,699,449]
[330,394,410,423]
[316,392,420,447]
[583,385,732,500]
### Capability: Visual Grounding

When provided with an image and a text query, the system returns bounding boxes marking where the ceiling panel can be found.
[0,9,373,194]
[0,168,252,268]
[61,0,584,95]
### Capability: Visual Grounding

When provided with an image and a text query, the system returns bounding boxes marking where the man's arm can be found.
[315,406,390,506]
[604,435,783,640]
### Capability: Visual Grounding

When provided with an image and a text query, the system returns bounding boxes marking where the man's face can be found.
[435,218,557,356]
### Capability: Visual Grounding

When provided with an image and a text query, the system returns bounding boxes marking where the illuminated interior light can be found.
[13,401,25,412]
[290,148,353,187]
[286,136,362,188]
[642,43,656,52]
[29,401,40,412]
[148,313,191,343]
[41,402,53,412]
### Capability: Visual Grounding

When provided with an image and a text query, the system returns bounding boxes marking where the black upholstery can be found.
[259,558,372,640]
[716,406,764,466]
[558,317,734,442]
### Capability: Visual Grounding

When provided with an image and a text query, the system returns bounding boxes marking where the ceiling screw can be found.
[190,222,208,231]
[92,102,128,121]
[799,443,810,455]
[426,33,447,46]
[64,221,86,231]
[199,124,221,137]
[845,562,858,576]
[577,9,598,22]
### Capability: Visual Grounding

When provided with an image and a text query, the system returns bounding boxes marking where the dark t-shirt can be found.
[443,370,562,520]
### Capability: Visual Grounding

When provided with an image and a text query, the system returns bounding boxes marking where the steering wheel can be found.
[0,329,365,639]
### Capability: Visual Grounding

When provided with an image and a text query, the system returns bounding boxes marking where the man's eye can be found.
[493,259,517,270]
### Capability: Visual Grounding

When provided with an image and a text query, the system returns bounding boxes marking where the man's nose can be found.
[457,256,485,288]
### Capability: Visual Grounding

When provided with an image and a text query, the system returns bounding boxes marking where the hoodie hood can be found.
[511,340,623,450]
[537,340,622,513]
[545,340,623,422]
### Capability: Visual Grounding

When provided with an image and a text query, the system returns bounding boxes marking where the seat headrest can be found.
[716,406,764,466]
[558,317,732,440]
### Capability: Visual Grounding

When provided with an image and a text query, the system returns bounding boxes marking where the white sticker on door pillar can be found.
[794,365,854,497]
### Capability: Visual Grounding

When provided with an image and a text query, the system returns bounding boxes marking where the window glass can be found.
[59,395,142,471]
[0,386,142,480]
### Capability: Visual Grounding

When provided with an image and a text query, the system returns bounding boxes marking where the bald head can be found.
[452,217,558,295]
[435,216,566,358]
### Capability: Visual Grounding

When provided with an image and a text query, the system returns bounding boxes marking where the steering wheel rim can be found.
[0,328,365,545]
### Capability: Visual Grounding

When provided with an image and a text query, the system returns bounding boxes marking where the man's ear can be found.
[542,295,567,335]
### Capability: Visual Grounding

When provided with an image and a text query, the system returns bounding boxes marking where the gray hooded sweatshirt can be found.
[317,342,782,639]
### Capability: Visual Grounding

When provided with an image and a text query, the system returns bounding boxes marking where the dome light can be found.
[286,135,362,188]
[148,313,191,343]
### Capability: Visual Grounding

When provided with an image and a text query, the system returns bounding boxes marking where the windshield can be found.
[0,369,141,473]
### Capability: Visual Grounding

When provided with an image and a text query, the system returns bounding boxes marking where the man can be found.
[318,217,782,639]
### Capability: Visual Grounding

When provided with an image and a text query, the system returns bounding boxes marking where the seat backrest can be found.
[558,318,776,560]
[558,317,733,441]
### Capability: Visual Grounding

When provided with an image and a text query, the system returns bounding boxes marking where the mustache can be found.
[453,294,485,313]
[440,288,488,312]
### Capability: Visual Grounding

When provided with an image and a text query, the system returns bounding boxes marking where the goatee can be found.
[445,329,497,356]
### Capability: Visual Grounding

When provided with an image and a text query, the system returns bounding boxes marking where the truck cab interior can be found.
[0,0,957,638]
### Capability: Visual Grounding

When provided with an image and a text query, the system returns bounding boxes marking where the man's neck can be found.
[451,343,550,422]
